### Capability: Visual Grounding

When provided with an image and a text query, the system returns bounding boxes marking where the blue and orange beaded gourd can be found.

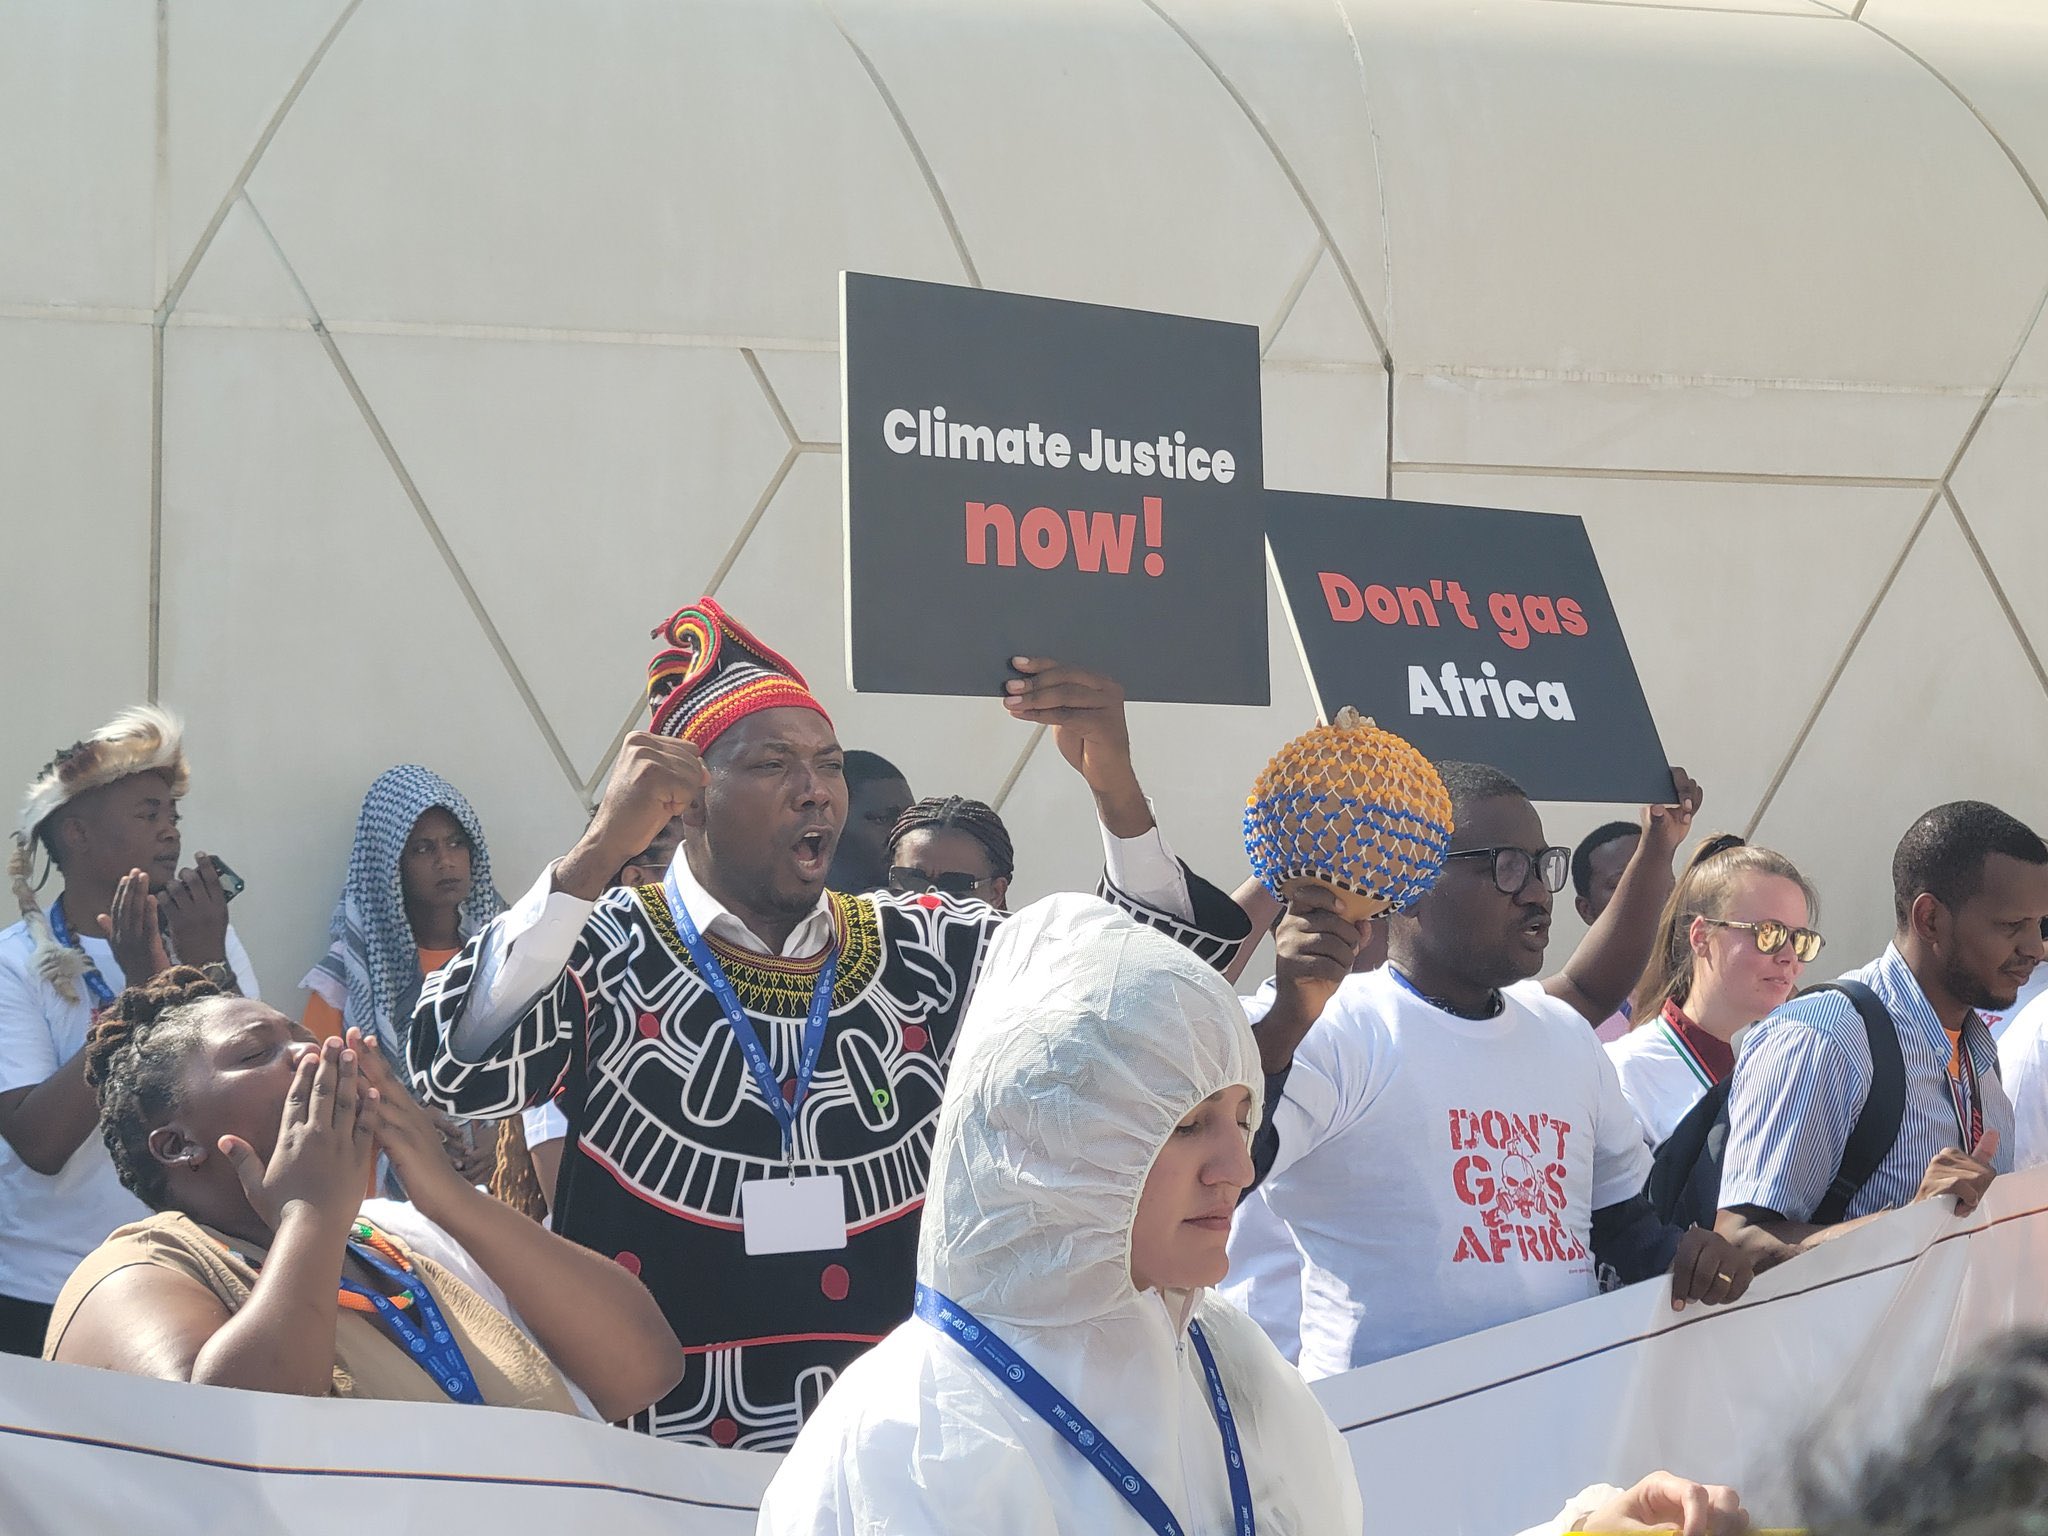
[1244,708,1454,921]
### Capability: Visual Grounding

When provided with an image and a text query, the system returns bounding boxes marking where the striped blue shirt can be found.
[1718,944,2013,1223]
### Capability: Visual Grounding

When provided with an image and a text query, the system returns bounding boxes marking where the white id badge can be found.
[742,1174,849,1256]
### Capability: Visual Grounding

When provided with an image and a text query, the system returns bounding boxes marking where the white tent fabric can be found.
[757,893,1363,1534]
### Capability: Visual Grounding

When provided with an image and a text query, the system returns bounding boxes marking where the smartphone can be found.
[207,854,246,902]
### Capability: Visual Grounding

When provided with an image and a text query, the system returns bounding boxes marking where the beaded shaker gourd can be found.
[1244,708,1455,923]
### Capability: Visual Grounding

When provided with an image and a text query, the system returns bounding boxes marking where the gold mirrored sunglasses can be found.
[1694,915,1825,963]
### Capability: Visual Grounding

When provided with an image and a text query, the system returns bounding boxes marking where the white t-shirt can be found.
[0,914,260,1304]
[1217,979,1303,1360]
[520,1098,568,1149]
[1999,988,2048,1170]
[1219,1185,1304,1364]
[1984,964,2048,1043]
[1262,968,1653,1379]
[1606,1019,1720,1149]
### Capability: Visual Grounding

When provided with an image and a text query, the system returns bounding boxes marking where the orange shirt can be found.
[302,947,462,1041]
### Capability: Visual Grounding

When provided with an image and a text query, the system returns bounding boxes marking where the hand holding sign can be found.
[1641,766,1704,863]
[1003,658,1151,838]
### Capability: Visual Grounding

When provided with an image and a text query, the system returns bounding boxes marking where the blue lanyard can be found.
[664,870,837,1165]
[1386,964,1501,1019]
[341,1240,484,1406]
[915,1285,1255,1536]
[46,900,116,1010]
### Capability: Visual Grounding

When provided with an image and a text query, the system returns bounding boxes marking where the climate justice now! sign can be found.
[840,273,1268,705]
[1265,491,1673,802]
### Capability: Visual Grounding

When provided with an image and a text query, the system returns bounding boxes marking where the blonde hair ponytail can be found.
[1631,835,1818,1022]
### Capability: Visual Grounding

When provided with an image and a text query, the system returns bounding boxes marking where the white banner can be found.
[5,1169,2046,1533]
[1314,1165,2048,1533]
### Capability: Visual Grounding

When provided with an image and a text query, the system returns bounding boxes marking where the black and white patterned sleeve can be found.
[407,904,627,1119]
[1099,859,1254,973]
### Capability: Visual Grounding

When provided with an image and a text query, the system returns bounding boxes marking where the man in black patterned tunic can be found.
[407,599,1249,1450]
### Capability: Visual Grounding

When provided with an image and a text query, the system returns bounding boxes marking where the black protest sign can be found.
[841,273,1267,705]
[1265,491,1673,803]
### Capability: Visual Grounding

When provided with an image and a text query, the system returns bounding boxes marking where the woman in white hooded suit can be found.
[759,896,1745,1536]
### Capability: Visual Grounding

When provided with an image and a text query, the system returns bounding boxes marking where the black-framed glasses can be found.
[1695,916,1825,963]
[1443,844,1570,895]
[887,866,997,899]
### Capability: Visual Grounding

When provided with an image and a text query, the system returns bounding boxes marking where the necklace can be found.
[1387,964,1504,1019]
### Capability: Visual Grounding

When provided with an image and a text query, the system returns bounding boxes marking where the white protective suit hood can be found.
[758,894,1365,1535]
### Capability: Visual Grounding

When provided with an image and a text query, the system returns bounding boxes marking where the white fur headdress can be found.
[10,705,189,1003]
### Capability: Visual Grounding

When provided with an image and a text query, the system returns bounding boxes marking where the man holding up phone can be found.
[0,706,260,1355]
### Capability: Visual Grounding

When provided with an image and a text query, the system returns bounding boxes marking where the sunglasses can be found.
[1695,916,1825,963]
[886,866,997,899]
[1442,844,1571,895]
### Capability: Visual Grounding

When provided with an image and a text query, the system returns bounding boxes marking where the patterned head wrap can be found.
[308,766,505,1055]
[10,705,190,1003]
[646,597,831,749]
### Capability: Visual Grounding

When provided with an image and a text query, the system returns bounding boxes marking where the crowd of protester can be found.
[6,594,2048,1533]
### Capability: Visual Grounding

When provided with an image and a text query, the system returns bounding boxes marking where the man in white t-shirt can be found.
[1248,762,1753,1379]
[1984,957,2048,1044]
[1996,952,2048,1168]
[0,707,259,1353]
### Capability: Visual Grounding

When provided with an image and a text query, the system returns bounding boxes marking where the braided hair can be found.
[85,966,227,1210]
[886,796,1016,881]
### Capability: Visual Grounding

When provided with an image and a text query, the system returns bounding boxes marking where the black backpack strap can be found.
[1646,1077,1731,1229]
[1807,980,1907,1226]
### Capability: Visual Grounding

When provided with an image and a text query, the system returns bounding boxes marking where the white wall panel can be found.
[0,318,153,794]
[1750,509,2048,960]
[157,324,588,997]
[0,2,155,309]
[240,0,969,339]
[2,0,2045,996]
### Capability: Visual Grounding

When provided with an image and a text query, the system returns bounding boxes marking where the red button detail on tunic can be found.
[901,1025,929,1053]
[614,1251,642,1276]
[709,1417,740,1447]
[636,1011,662,1039]
[820,1263,851,1302]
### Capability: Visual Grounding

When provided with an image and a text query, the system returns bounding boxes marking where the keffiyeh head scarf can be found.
[312,766,504,1055]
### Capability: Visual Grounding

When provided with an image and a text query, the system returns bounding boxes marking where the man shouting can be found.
[407,598,1248,1449]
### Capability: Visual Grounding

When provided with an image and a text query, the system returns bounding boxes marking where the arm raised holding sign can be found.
[1001,655,1255,965]
[1545,767,1704,1026]
[1002,658,1152,837]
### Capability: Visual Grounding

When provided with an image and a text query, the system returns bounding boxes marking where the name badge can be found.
[742,1174,849,1256]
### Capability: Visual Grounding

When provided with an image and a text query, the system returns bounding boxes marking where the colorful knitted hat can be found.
[646,597,831,749]
[9,704,190,1002]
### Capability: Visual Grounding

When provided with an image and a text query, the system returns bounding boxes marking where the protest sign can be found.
[1265,491,1673,802]
[841,273,1267,704]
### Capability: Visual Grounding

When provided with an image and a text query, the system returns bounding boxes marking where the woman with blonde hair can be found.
[1610,834,1823,1147]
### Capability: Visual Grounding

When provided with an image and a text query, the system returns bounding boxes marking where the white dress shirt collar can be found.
[665,846,837,960]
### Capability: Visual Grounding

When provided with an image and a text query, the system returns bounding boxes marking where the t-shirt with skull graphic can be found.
[1256,969,1653,1380]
